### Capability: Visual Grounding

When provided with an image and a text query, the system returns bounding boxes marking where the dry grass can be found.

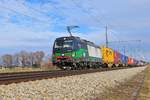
[138,66,150,100]
[95,68,150,100]
[0,66,60,73]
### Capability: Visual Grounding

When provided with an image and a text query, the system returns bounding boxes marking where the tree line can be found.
[0,51,45,68]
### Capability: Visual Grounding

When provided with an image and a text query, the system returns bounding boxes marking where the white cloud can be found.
[0,0,51,21]
[0,0,149,61]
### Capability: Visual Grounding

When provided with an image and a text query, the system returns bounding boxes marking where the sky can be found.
[0,0,150,61]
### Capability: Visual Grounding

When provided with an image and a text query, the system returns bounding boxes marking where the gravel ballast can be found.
[0,67,146,100]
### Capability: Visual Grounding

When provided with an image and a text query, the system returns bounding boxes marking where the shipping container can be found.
[128,57,131,65]
[120,54,125,64]
[114,51,121,64]
[124,56,128,65]
[102,47,114,64]
[120,54,128,65]
[128,57,134,65]
[133,59,138,66]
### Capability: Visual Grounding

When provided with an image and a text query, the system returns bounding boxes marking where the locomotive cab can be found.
[52,36,102,70]
[52,36,80,69]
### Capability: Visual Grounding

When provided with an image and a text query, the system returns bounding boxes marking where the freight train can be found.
[52,36,143,70]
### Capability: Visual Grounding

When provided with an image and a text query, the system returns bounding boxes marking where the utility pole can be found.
[105,25,108,48]
[123,46,126,55]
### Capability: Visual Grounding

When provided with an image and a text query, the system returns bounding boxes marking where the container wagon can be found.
[114,51,121,67]
[128,57,134,67]
[120,54,128,67]
[101,47,114,68]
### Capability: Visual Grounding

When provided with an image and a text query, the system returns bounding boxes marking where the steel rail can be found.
[0,67,141,85]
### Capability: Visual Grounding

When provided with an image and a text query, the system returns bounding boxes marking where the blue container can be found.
[120,54,125,64]
[124,56,128,65]
[134,59,139,65]
[120,54,128,65]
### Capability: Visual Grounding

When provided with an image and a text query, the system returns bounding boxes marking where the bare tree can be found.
[33,51,45,67]
[1,51,45,68]
[29,52,34,66]
[13,53,22,67]
[0,56,2,68]
[2,54,13,67]
[19,51,31,67]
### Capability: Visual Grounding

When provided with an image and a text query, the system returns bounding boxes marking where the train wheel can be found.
[103,63,108,68]
[108,64,113,68]
[72,63,78,70]
[112,64,116,68]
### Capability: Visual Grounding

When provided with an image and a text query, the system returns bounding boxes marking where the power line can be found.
[71,0,111,48]
[108,40,141,43]
[71,0,126,48]
[0,3,51,25]
[71,0,105,27]
[21,1,49,17]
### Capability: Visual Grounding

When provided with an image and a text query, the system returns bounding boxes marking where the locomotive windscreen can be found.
[54,40,73,48]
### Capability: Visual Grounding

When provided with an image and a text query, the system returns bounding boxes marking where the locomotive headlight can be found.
[72,53,75,57]
[83,53,86,57]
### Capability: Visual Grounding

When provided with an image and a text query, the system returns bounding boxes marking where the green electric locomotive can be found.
[52,36,102,70]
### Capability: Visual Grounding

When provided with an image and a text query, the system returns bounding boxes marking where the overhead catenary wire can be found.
[71,0,131,49]
[2,0,144,60]
[0,2,52,25]
[71,0,112,48]
[20,1,49,17]
[71,0,105,27]
[71,0,141,50]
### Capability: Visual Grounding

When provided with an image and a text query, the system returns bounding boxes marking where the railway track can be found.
[0,67,140,85]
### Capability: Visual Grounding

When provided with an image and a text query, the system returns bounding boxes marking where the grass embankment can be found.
[138,66,150,100]
[95,66,147,100]
[0,66,60,73]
